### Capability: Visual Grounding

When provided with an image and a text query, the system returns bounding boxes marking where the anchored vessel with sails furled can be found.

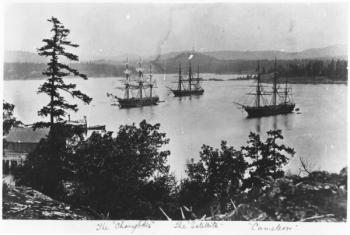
[107,60,159,108]
[169,58,204,97]
[236,59,295,118]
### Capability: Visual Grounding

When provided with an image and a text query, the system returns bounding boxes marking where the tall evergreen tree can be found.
[36,17,92,128]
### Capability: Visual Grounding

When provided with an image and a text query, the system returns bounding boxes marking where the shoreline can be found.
[4,76,348,85]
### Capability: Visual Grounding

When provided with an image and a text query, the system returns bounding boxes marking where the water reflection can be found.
[125,107,132,116]
[249,113,295,134]
[176,95,202,103]
[255,118,262,133]
[149,106,156,119]
[273,116,278,130]
[282,113,294,130]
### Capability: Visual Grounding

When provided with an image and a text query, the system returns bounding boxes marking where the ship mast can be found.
[197,64,200,84]
[178,63,182,92]
[137,60,143,99]
[124,58,130,99]
[255,61,262,107]
[272,57,277,106]
[284,64,290,104]
[149,64,153,98]
[284,72,289,104]
[188,60,192,91]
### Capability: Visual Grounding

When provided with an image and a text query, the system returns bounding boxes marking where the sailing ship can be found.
[236,59,295,118]
[107,60,159,108]
[169,59,204,97]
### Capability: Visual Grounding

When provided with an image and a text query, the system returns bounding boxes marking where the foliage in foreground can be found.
[15,123,86,195]
[15,120,176,219]
[68,121,175,219]
[178,130,295,217]
[250,169,347,221]
[176,130,346,221]
[3,101,21,136]
[193,168,347,222]
[12,122,347,221]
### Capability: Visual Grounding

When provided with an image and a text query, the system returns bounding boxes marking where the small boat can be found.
[235,58,296,118]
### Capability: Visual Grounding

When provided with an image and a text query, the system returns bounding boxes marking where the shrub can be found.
[67,120,173,219]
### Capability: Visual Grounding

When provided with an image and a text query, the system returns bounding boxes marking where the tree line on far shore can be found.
[267,59,348,81]
[4,59,347,81]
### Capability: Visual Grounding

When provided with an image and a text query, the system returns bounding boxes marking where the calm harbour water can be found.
[4,74,347,178]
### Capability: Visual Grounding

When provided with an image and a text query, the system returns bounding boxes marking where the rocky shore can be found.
[3,183,96,220]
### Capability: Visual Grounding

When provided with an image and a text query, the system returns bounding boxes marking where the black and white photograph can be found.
[1,0,348,234]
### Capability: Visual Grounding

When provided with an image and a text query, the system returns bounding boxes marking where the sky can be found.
[4,2,348,59]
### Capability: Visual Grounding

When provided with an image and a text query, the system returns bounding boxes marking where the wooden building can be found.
[3,127,49,174]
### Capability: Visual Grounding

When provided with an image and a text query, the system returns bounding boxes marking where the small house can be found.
[3,127,49,174]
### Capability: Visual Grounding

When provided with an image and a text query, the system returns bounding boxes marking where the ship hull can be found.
[171,89,204,97]
[118,97,159,108]
[244,103,295,118]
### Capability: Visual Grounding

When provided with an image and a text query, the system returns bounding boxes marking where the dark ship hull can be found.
[171,89,204,97]
[118,96,159,108]
[244,103,295,118]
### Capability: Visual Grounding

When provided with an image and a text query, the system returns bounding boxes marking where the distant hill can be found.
[148,51,182,61]
[203,44,347,60]
[4,51,47,63]
[151,52,255,74]
[3,62,128,80]
[5,45,347,64]
[5,50,73,64]
[4,45,347,80]
[86,53,142,64]
[296,45,347,59]
[151,51,223,74]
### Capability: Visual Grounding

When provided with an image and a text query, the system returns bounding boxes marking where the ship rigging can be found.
[169,59,204,97]
[107,60,159,108]
[235,58,295,118]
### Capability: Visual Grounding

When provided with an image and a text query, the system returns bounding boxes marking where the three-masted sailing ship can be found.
[236,59,295,118]
[107,60,159,108]
[169,60,204,97]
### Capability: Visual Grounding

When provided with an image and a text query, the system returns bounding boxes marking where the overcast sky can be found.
[4,2,348,58]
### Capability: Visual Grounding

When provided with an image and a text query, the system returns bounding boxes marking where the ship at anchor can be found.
[168,56,204,97]
[235,59,295,118]
[107,60,159,108]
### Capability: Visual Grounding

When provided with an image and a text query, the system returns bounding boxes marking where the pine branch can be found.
[60,51,79,61]
[57,87,92,104]
[32,121,52,130]
[61,40,79,47]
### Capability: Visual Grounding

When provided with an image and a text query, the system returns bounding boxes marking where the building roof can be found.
[5,127,50,143]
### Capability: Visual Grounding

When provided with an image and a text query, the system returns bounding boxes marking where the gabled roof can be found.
[5,127,49,143]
